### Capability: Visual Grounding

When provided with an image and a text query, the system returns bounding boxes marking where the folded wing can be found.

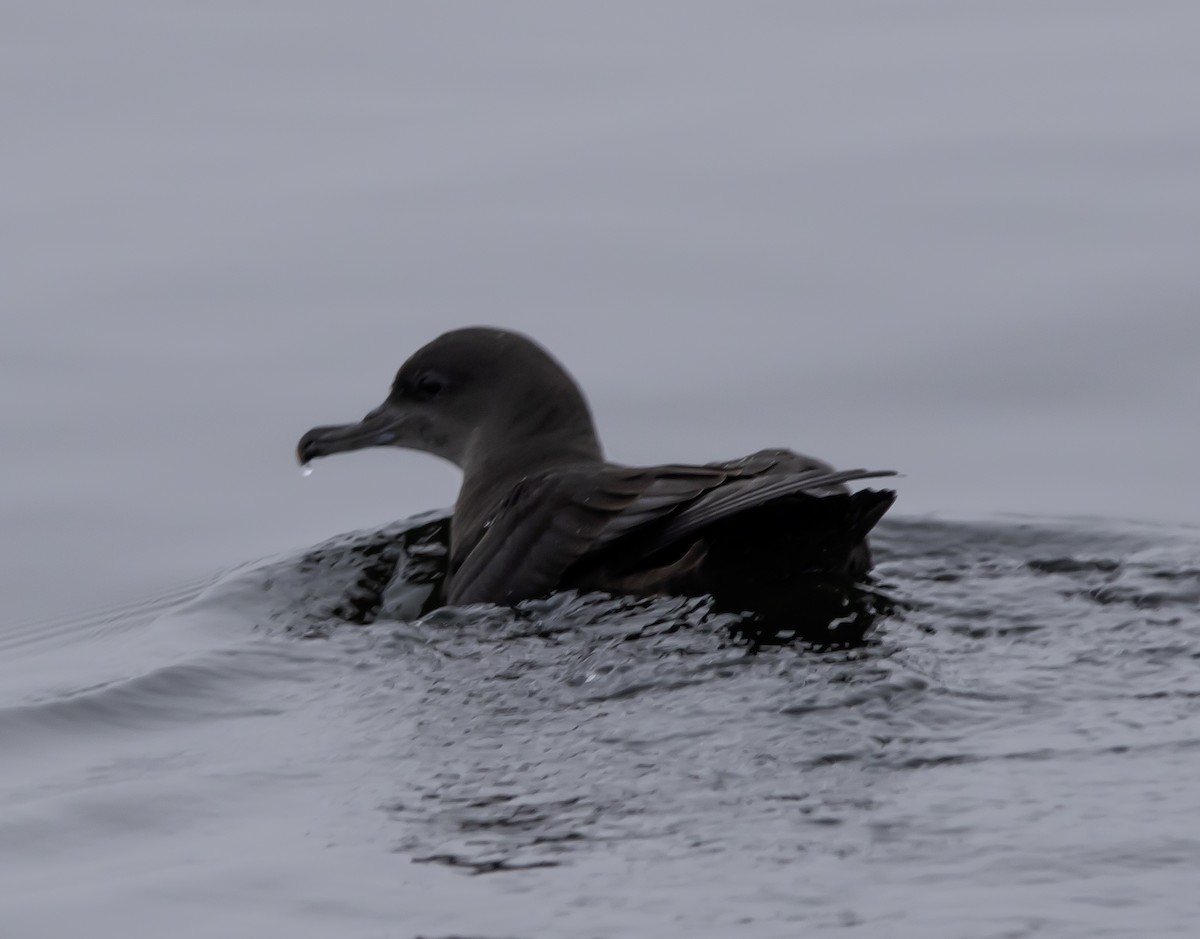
[445,449,896,606]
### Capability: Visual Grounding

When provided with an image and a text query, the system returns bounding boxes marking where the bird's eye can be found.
[412,373,445,402]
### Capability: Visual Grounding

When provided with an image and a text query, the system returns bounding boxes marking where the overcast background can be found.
[3,1,1198,625]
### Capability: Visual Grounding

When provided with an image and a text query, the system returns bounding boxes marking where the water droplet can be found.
[301,464,313,477]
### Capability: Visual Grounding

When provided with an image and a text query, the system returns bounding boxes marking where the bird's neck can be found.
[448,374,604,565]
[465,388,603,489]
[450,423,602,565]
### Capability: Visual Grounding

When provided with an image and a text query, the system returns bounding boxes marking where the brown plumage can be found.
[297,328,896,617]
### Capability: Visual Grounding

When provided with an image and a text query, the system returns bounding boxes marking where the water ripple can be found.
[15,511,1195,911]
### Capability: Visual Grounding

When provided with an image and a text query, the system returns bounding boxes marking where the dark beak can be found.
[297,402,403,466]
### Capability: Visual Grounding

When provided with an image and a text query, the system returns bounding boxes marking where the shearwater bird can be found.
[297,327,896,621]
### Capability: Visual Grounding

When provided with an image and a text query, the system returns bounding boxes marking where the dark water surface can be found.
[4,513,1197,937]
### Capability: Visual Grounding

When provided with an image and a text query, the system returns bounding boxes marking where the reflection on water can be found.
[178,512,1200,893]
[3,510,1199,935]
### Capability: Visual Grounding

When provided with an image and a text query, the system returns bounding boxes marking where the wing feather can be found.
[447,465,729,605]
[625,468,897,561]
[444,451,896,607]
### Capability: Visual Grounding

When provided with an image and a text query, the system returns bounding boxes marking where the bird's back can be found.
[446,448,896,615]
